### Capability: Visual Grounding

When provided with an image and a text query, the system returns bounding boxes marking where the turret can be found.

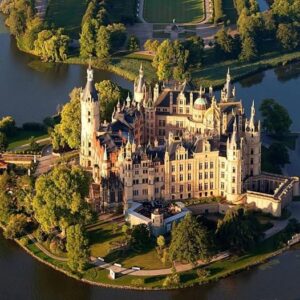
[134,64,146,103]
[80,64,100,168]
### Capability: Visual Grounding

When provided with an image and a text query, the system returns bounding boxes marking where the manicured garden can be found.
[143,0,205,23]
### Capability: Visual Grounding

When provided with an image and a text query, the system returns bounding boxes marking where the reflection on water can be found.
[239,71,265,88]
[274,63,300,83]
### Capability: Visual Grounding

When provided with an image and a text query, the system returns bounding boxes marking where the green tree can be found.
[268,143,290,167]
[259,98,292,135]
[51,88,81,150]
[0,116,16,137]
[216,208,262,252]
[32,165,92,234]
[169,214,211,264]
[239,35,258,62]
[152,39,174,81]
[66,224,89,272]
[95,25,111,60]
[131,224,150,248]
[107,23,127,53]
[276,23,299,51]
[183,36,204,66]
[144,39,160,54]
[0,132,8,152]
[95,80,121,121]
[4,213,27,239]
[0,191,14,224]
[214,28,235,59]
[80,20,96,57]
[157,235,165,250]
[127,35,140,52]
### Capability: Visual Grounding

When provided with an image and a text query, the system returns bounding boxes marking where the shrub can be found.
[196,268,211,279]
[131,278,144,287]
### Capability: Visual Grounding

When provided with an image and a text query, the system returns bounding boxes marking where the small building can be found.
[126,201,190,236]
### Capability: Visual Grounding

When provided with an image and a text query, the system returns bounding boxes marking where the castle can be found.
[80,65,299,218]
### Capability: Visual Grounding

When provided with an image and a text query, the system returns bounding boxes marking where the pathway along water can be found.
[2,13,300,300]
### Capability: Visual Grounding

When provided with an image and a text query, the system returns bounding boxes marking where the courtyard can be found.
[143,0,205,23]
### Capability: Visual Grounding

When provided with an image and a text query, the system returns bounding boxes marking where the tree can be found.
[239,35,258,62]
[214,28,235,59]
[95,80,121,121]
[131,224,151,248]
[163,266,180,287]
[183,36,204,66]
[127,35,140,52]
[95,25,111,60]
[107,23,127,53]
[32,165,92,234]
[29,137,40,152]
[4,214,27,239]
[157,235,165,250]
[144,39,160,54]
[80,20,96,57]
[0,191,14,224]
[216,208,262,252]
[277,23,299,51]
[169,214,211,264]
[0,132,8,152]
[51,88,81,150]
[0,116,16,137]
[66,224,89,272]
[259,98,292,135]
[34,29,69,62]
[152,39,174,81]
[172,40,190,81]
[269,143,290,167]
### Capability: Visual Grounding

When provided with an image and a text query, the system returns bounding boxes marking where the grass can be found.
[191,50,300,87]
[7,130,49,151]
[87,221,169,270]
[45,0,87,39]
[143,0,205,23]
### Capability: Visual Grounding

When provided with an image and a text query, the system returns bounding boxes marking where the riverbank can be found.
[4,223,295,291]
[12,26,300,89]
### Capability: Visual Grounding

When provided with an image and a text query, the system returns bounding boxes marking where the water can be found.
[257,0,269,12]
[1,13,300,300]
[0,15,131,125]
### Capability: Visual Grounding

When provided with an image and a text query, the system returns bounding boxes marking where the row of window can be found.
[133,188,160,196]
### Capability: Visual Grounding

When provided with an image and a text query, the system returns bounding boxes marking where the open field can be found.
[45,0,86,38]
[143,0,205,23]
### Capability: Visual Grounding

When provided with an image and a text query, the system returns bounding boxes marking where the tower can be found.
[80,65,100,168]
[134,64,146,103]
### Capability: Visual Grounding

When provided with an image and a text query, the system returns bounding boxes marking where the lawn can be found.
[45,0,87,39]
[87,221,170,270]
[143,0,205,23]
[7,130,49,151]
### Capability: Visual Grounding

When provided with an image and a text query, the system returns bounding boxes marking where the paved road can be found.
[264,202,300,239]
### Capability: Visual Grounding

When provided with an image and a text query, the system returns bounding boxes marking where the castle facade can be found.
[80,65,299,217]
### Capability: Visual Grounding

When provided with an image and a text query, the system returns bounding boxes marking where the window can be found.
[232,188,236,194]
[221,162,225,169]
[210,172,213,179]
[232,167,236,173]
[210,182,214,189]
[251,148,254,155]
[205,172,208,179]
[179,164,183,171]
[188,163,192,171]
[221,172,225,179]
[172,175,175,182]
[221,182,225,189]
[199,173,203,180]
[143,170,148,174]
[180,174,183,181]
[232,176,235,183]
[205,162,208,169]
[135,171,139,175]
[180,185,184,192]
[199,163,203,170]
[188,173,191,180]
[188,184,191,191]
[133,179,139,185]
[199,183,203,191]
[172,166,175,172]
[155,188,159,193]
[171,186,175,193]
[133,190,139,196]
[251,158,254,165]
[142,178,148,184]
[143,189,148,195]
[204,183,208,190]
[210,162,214,169]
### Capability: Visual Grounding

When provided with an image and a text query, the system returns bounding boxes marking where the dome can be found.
[194,96,208,110]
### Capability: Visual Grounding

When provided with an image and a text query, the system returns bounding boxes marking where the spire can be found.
[82,60,98,102]
[103,145,108,161]
[126,93,131,107]
[250,100,255,128]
